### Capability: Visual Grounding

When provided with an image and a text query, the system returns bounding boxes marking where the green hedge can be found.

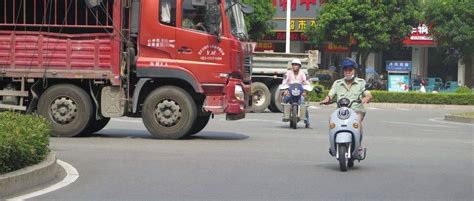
[307,90,474,105]
[0,112,50,174]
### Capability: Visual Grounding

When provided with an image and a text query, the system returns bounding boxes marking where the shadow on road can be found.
[316,163,368,172]
[81,129,249,141]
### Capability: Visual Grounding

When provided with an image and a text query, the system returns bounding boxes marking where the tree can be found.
[242,0,275,41]
[423,0,474,64]
[305,1,419,78]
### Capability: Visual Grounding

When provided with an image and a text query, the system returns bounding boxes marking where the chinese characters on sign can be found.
[410,24,433,41]
[386,61,412,72]
[273,0,322,11]
[263,32,309,41]
[289,19,316,31]
[255,42,274,51]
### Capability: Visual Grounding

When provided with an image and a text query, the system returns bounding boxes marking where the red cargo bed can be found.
[0,0,121,85]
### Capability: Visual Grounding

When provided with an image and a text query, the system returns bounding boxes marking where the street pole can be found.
[285,0,291,53]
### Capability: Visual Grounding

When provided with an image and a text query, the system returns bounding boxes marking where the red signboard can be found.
[272,0,323,11]
[263,32,309,41]
[403,24,435,46]
[255,42,275,51]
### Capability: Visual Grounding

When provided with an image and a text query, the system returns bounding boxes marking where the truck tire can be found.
[186,114,211,136]
[37,84,93,137]
[142,86,197,139]
[79,117,110,136]
[268,85,284,113]
[251,82,270,113]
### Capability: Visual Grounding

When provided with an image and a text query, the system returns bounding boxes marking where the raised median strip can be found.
[0,152,63,199]
[445,113,474,124]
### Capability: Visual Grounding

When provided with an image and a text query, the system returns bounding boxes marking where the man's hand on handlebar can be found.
[320,96,331,105]
[361,97,370,104]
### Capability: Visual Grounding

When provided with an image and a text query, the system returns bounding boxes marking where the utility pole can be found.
[285,0,291,53]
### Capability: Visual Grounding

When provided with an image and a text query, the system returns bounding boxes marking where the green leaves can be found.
[0,112,50,174]
[305,1,420,77]
[424,0,474,62]
[241,0,275,41]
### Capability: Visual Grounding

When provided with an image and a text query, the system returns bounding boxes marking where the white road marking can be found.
[7,160,79,201]
[381,121,454,128]
[397,108,411,111]
[429,118,474,126]
[112,118,143,123]
[309,106,319,109]
[366,107,380,110]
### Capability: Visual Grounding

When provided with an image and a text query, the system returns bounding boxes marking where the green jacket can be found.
[328,78,370,112]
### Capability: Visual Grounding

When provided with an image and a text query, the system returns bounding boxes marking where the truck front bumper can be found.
[203,78,251,120]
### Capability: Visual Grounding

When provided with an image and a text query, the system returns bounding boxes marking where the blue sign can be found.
[388,75,410,92]
[386,61,412,72]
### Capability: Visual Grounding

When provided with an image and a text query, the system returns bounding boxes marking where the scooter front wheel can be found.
[338,144,348,172]
[290,104,298,129]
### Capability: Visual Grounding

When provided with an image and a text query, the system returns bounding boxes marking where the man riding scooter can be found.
[282,59,311,128]
[320,58,373,150]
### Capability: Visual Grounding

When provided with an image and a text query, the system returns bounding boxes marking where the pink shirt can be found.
[282,70,308,85]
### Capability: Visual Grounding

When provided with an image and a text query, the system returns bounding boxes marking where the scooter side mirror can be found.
[314,86,323,94]
[365,83,372,90]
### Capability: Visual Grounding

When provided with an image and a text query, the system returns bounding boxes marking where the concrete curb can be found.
[0,152,61,199]
[308,102,474,110]
[444,114,474,124]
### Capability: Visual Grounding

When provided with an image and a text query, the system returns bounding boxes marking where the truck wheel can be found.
[186,114,211,136]
[268,85,284,113]
[37,84,93,137]
[79,117,110,136]
[251,82,270,113]
[142,86,197,139]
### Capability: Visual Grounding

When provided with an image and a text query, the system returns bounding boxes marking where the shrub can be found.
[307,90,474,105]
[0,112,50,174]
[455,86,473,94]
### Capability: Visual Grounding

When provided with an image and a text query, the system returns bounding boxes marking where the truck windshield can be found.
[225,0,248,40]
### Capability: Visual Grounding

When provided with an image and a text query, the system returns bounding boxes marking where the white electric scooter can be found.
[321,89,369,172]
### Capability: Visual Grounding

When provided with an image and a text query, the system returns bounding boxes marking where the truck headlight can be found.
[234,85,244,101]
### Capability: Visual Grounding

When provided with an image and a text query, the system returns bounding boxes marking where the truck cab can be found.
[132,0,253,138]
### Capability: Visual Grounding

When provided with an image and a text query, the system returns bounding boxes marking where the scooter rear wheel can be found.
[338,144,348,172]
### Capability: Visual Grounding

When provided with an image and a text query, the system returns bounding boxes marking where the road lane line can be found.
[429,118,474,126]
[366,107,380,110]
[381,121,454,128]
[7,160,79,201]
[112,118,143,123]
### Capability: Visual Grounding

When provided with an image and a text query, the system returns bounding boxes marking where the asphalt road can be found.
[31,106,473,201]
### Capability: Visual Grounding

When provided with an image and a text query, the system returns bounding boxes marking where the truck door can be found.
[137,0,178,70]
[175,0,228,84]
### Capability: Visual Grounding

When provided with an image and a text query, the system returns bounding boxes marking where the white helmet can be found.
[291,59,302,66]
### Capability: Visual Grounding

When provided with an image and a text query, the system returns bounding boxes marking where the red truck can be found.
[0,0,253,139]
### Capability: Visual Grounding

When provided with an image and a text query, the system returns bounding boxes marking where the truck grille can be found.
[244,56,252,76]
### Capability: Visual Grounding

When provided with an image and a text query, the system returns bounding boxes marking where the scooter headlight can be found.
[291,88,301,96]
